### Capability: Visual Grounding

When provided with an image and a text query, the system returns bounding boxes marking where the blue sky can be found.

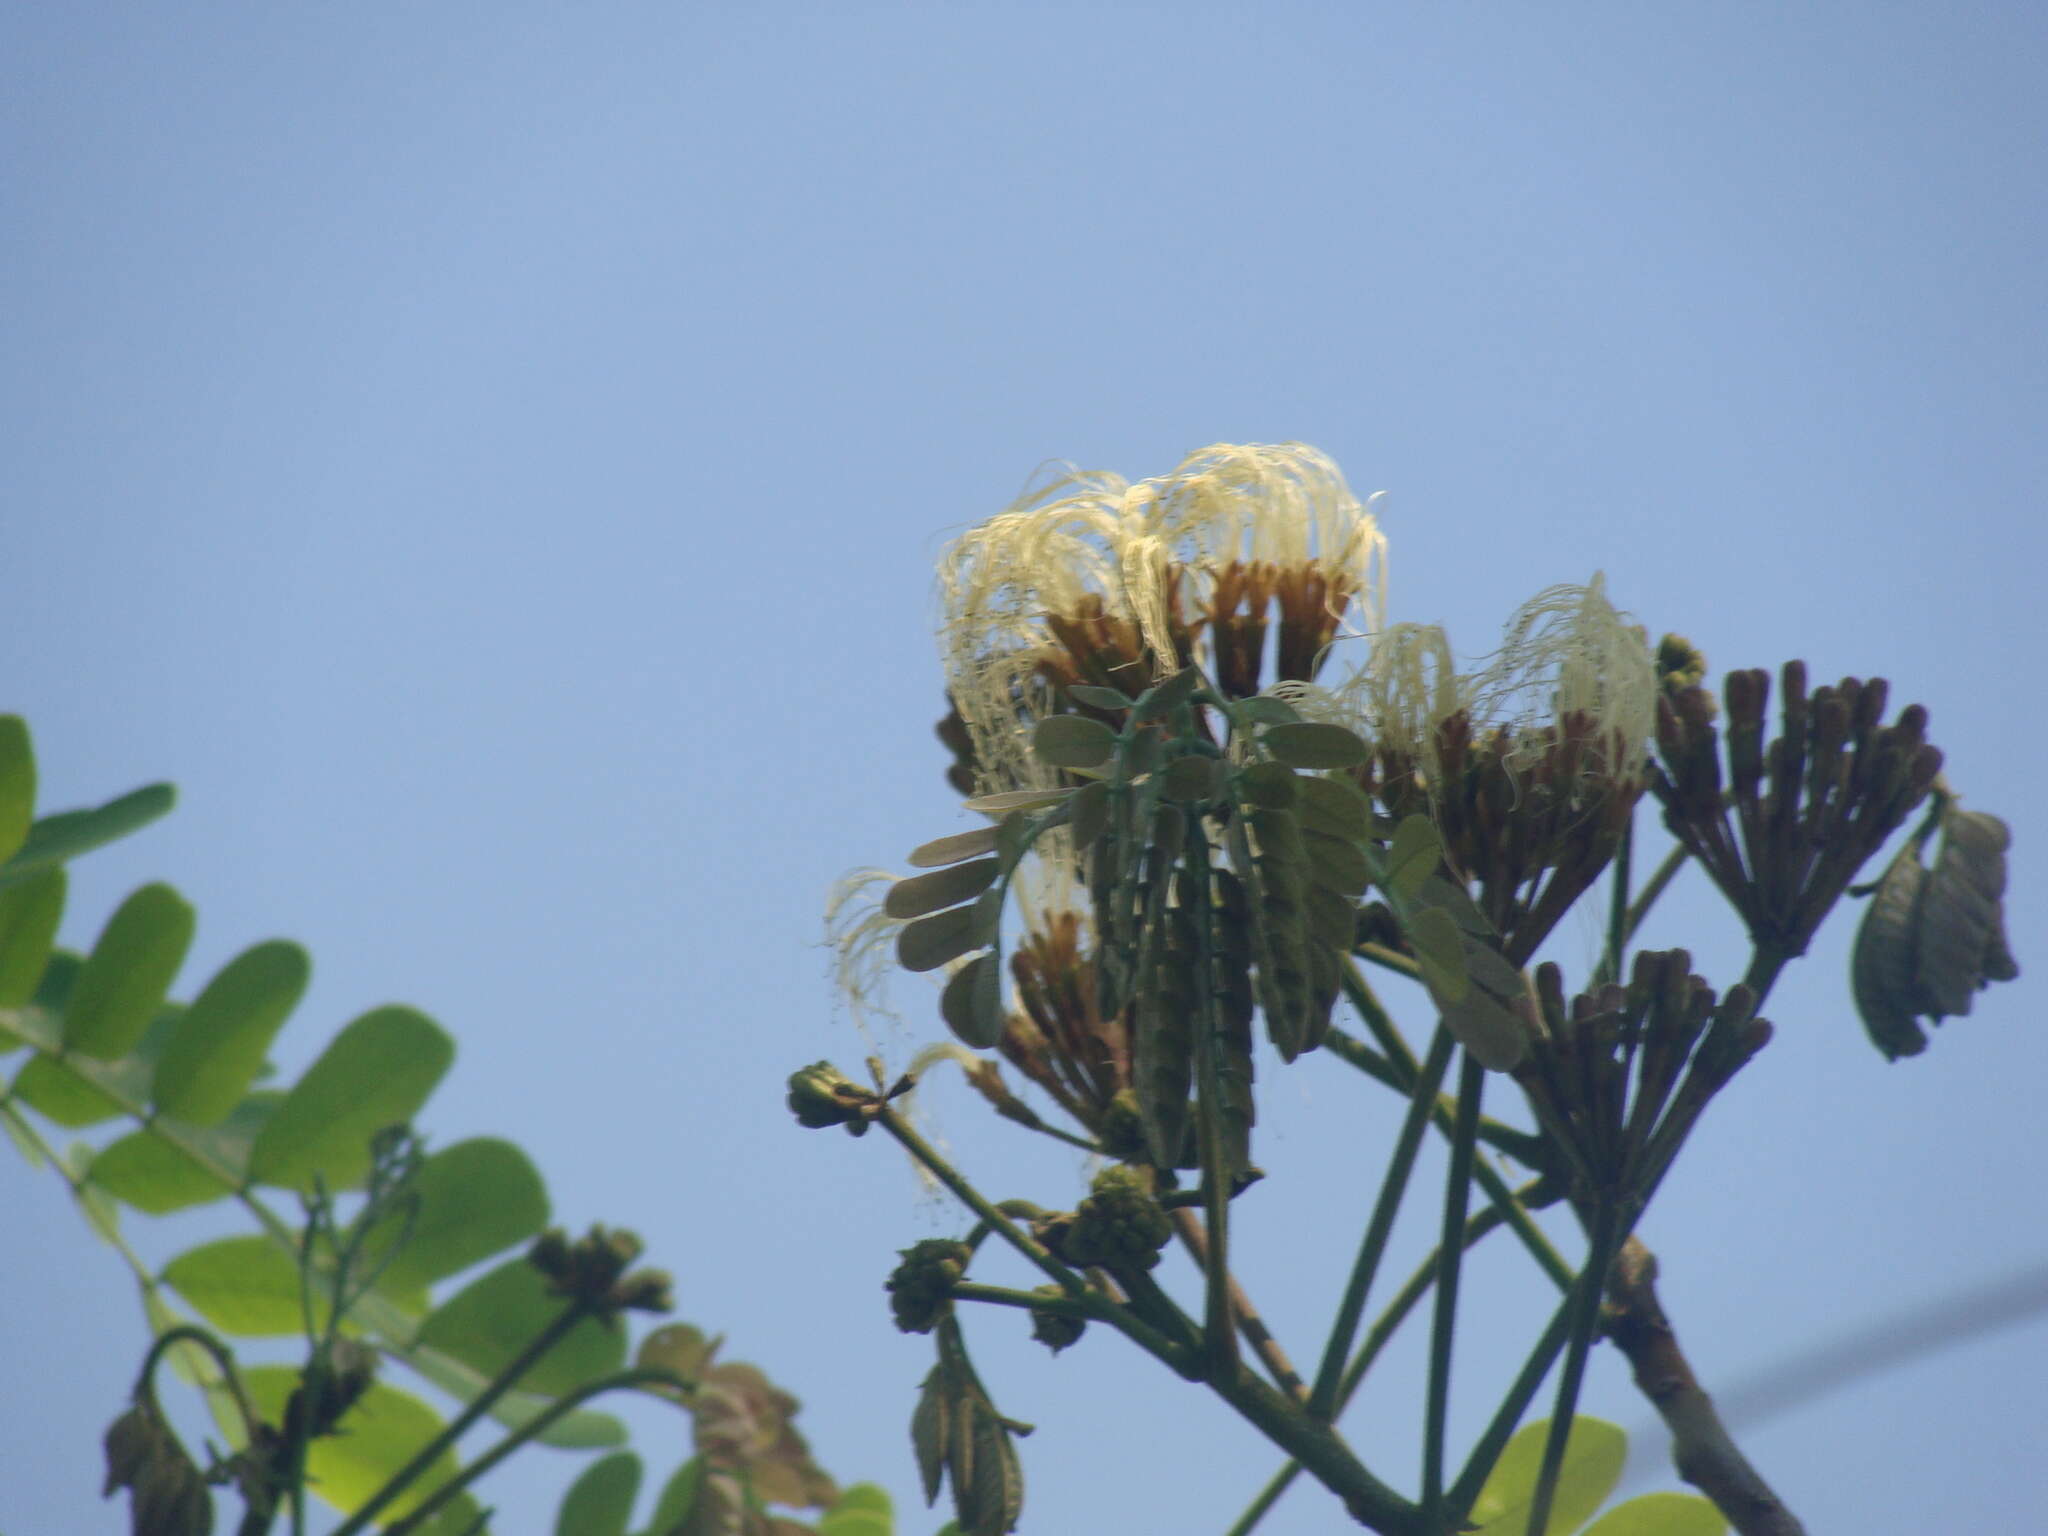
[4,5,2043,1532]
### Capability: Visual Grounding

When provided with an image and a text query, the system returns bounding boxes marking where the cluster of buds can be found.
[527,1224,673,1320]
[1040,1166,1174,1273]
[1514,950,1772,1211]
[1649,661,1943,961]
[103,1403,211,1536]
[786,1060,912,1135]
[1028,1286,1087,1353]
[886,1239,974,1334]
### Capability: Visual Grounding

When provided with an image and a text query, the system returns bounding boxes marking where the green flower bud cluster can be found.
[1063,1166,1173,1271]
[887,1239,973,1334]
[786,1060,877,1133]
[528,1224,675,1320]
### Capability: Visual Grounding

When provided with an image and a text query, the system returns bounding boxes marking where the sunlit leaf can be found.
[152,940,309,1126]
[960,788,1069,816]
[395,1332,626,1449]
[555,1451,642,1536]
[250,1005,453,1191]
[1467,1416,1626,1536]
[64,884,194,1059]
[163,1235,304,1336]
[1581,1491,1728,1536]
[0,783,176,891]
[91,1130,236,1214]
[371,1137,550,1295]
[63,1142,124,1248]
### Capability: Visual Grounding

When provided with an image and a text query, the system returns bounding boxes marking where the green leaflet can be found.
[416,1255,626,1398]
[642,1457,705,1535]
[554,1451,642,1536]
[371,1136,550,1295]
[0,782,176,891]
[0,867,65,1008]
[0,716,34,870]
[1466,1417,1626,1536]
[239,1368,478,1527]
[1031,714,1116,768]
[151,939,309,1126]
[1261,721,1371,769]
[162,1235,304,1336]
[886,859,999,921]
[819,1483,895,1536]
[250,1005,453,1191]
[1581,1492,1728,1535]
[91,1130,237,1214]
[65,884,195,1059]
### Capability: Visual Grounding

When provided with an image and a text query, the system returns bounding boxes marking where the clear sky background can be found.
[4,6,2044,1533]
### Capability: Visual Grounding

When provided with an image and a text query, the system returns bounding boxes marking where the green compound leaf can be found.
[64,884,195,1059]
[416,1255,626,1398]
[162,1235,304,1336]
[395,1331,625,1450]
[240,1368,478,1527]
[373,1137,549,1295]
[1132,665,1203,721]
[1231,695,1301,727]
[0,716,34,867]
[554,1451,642,1536]
[1467,1416,1626,1536]
[1262,721,1370,769]
[0,867,65,1009]
[886,859,999,921]
[250,1005,453,1192]
[1581,1492,1729,1536]
[63,1141,124,1248]
[1031,714,1116,769]
[0,783,176,891]
[151,940,309,1126]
